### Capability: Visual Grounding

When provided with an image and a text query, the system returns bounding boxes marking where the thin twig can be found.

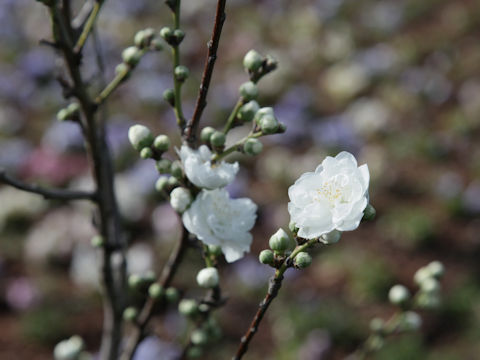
[183,0,227,146]
[119,226,190,360]
[73,0,103,54]
[0,169,97,201]
[171,0,186,130]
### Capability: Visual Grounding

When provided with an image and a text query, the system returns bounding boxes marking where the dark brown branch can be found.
[183,0,227,146]
[0,169,97,201]
[119,226,190,360]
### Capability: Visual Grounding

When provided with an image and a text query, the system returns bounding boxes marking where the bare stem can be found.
[73,0,103,53]
[184,0,227,146]
[172,0,186,129]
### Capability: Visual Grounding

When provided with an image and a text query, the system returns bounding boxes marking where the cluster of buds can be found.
[243,49,278,82]
[413,261,444,309]
[128,124,171,160]
[200,126,227,151]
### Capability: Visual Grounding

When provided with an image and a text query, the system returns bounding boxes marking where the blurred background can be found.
[1,0,480,359]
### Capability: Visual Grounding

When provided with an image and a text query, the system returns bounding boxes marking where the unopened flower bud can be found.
[128,125,154,151]
[150,38,163,51]
[413,267,431,286]
[122,46,142,66]
[426,261,445,279]
[91,235,104,248]
[134,28,155,48]
[163,88,175,106]
[239,81,259,101]
[173,29,185,44]
[191,329,209,346]
[153,135,170,152]
[243,138,263,156]
[140,147,153,159]
[420,277,440,293]
[254,107,274,125]
[260,115,279,134]
[123,307,138,322]
[295,252,312,269]
[128,274,142,289]
[210,131,226,147]
[200,126,216,143]
[148,283,164,299]
[289,221,298,233]
[53,336,84,360]
[170,161,183,179]
[388,284,410,305]
[160,27,174,42]
[400,311,422,331]
[238,100,260,122]
[170,187,192,212]
[174,65,189,82]
[56,108,69,121]
[243,49,263,72]
[165,287,179,303]
[259,249,274,265]
[156,158,172,174]
[155,176,169,192]
[67,103,80,116]
[208,245,222,256]
[269,228,293,253]
[178,299,198,317]
[167,176,180,187]
[196,267,219,288]
[363,203,376,221]
[320,230,341,244]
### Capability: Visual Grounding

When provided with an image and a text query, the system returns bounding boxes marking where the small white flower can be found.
[54,336,84,360]
[182,188,257,262]
[170,187,192,213]
[196,267,219,288]
[178,145,239,189]
[288,151,370,239]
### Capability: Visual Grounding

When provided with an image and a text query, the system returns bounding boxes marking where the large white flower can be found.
[182,188,257,262]
[178,145,239,189]
[288,151,370,239]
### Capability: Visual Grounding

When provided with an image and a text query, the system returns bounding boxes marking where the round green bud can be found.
[165,287,179,303]
[196,267,219,288]
[143,271,156,283]
[388,284,411,305]
[200,126,216,143]
[140,147,153,159]
[363,204,376,221]
[186,346,203,359]
[167,176,180,188]
[420,277,440,293]
[413,267,431,286]
[156,158,172,174]
[170,161,183,179]
[191,329,209,346]
[134,28,155,48]
[243,138,263,156]
[155,177,169,192]
[288,221,298,233]
[115,63,131,78]
[243,49,263,72]
[259,249,274,265]
[150,38,163,51]
[173,29,185,43]
[57,108,69,121]
[178,299,198,317]
[153,134,170,152]
[123,307,138,322]
[208,245,222,256]
[174,65,189,82]
[90,235,104,248]
[260,114,279,134]
[67,102,80,116]
[295,252,312,269]
[238,100,260,122]
[122,46,142,66]
[160,27,173,41]
[399,311,422,331]
[369,317,384,333]
[319,230,342,244]
[426,261,445,279]
[269,228,293,253]
[198,303,209,313]
[128,274,142,289]
[210,131,226,147]
[148,283,164,299]
[128,125,154,151]
[163,88,175,106]
[239,81,259,101]
[254,107,274,125]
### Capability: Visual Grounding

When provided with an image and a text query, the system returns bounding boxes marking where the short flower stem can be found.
[212,131,262,162]
[233,238,318,360]
[223,98,244,134]
[172,0,186,129]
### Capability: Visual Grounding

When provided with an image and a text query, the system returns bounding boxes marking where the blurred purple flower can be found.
[106,115,134,157]
[355,44,398,76]
[20,48,55,80]
[5,277,39,311]
[132,336,180,360]
[463,181,480,214]
[310,115,361,151]
[232,256,270,288]
[42,120,84,152]
[124,160,158,196]
[297,329,331,360]
[314,0,344,20]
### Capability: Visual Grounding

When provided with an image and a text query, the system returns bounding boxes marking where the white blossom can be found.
[288,151,370,239]
[170,187,192,213]
[178,145,239,189]
[182,188,257,262]
[196,267,219,288]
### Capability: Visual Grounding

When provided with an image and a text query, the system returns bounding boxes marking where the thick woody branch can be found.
[183,0,227,146]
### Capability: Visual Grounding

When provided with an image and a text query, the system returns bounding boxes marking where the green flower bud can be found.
[369,317,384,332]
[239,81,259,101]
[160,27,174,42]
[210,131,226,147]
[243,49,263,72]
[178,299,198,317]
[140,147,153,159]
[153,134,170,152]
[420,277,440,293]
[128,274,142,289]
[122,46,142,66]
[155,176,169,192]
[191,329,209,346]
[196,267,219,288]
[320,230,342,244]
[186,346,203,359]
[134,28,155,48]
[363,204,376,221]
[123,307,138,322]
[238,100,260,122]
[399,311,422,331]
[174,65,189,82]
[163,88,175,106]
[156,158,172,174]
[148,283,164,299]
[254,107,274,125]
[200,126,216,143]
[260,114,279,134]
[388,284,410,305]
[90,235,104,248]
[295,252,312,269]
[165,287,179,303]
[269,228,293,253]
[413,267,431,286]
[208,245,222,256]
[259,249,274,265]
[288,221,298,233]
[167,176,180,188]
[426,261,445,279]
[170,187,192,212]
[243,138,263,156]
[170,161,183,179]
[56,108,69,121]
[128,125,154,151]
[150,38,163,51]
[67,102,80,116]
[173,29,185,44]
